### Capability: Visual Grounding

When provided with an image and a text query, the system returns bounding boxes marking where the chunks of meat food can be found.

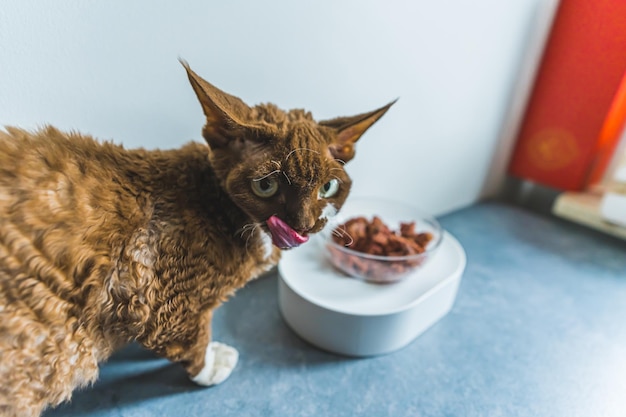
[328,216,434,283]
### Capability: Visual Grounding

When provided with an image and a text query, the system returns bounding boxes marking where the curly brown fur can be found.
[0,62,393,416]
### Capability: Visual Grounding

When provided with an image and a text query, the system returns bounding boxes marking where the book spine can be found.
[508,0,626,191]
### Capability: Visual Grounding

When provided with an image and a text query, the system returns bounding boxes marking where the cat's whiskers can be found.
[253,161,292,185]
[237,223,257,253]
[264,160,293,185]
[285,147,320,161]
[236,223,256,240]
[237,223,273,259]
[253,170,281,182]
[244,225,259,254]
[332,225,354,246]
[237,223,261,256]
[334,158,346,165]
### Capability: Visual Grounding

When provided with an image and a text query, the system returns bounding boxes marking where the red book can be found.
[508,0,626,191]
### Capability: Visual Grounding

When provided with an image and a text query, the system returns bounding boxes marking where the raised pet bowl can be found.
[278,197,466,357]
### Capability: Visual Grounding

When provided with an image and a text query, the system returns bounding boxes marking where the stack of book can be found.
[553,153,626,240]
[600,161,626,228]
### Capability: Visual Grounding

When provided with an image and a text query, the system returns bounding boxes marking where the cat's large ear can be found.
[181,60,253,148]
[320,99,397,162]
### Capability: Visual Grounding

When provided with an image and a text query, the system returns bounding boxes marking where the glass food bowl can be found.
[320,197,443,283]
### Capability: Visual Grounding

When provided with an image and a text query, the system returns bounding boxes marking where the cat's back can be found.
[2,126,91,218]
[0,125,116,189]
[0,125,149,223]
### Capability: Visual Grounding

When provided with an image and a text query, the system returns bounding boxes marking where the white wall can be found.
[0,0,557,215]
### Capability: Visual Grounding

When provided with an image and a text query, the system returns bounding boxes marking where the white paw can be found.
[191,342,239,386]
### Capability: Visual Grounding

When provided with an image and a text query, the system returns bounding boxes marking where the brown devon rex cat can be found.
[0,61,394,417]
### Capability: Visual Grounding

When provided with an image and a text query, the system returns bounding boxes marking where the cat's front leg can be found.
[181,309,239,387]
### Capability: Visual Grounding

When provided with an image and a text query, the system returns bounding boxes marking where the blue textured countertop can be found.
[44,202,626,417]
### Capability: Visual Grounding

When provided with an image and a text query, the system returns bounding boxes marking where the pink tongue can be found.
[266,215,309,249]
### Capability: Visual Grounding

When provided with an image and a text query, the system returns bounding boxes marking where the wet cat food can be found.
[327,216,434,283]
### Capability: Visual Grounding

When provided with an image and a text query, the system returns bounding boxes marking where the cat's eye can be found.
[251,178,279,198]
[318,179,340,199]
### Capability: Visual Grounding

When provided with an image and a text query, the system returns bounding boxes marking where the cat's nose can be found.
[285,200,315,234]
[289,217,315,235]
[294,222,313,235]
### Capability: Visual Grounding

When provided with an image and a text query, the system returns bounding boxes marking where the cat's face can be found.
[213,112,353,249]
[182,62,394,249]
